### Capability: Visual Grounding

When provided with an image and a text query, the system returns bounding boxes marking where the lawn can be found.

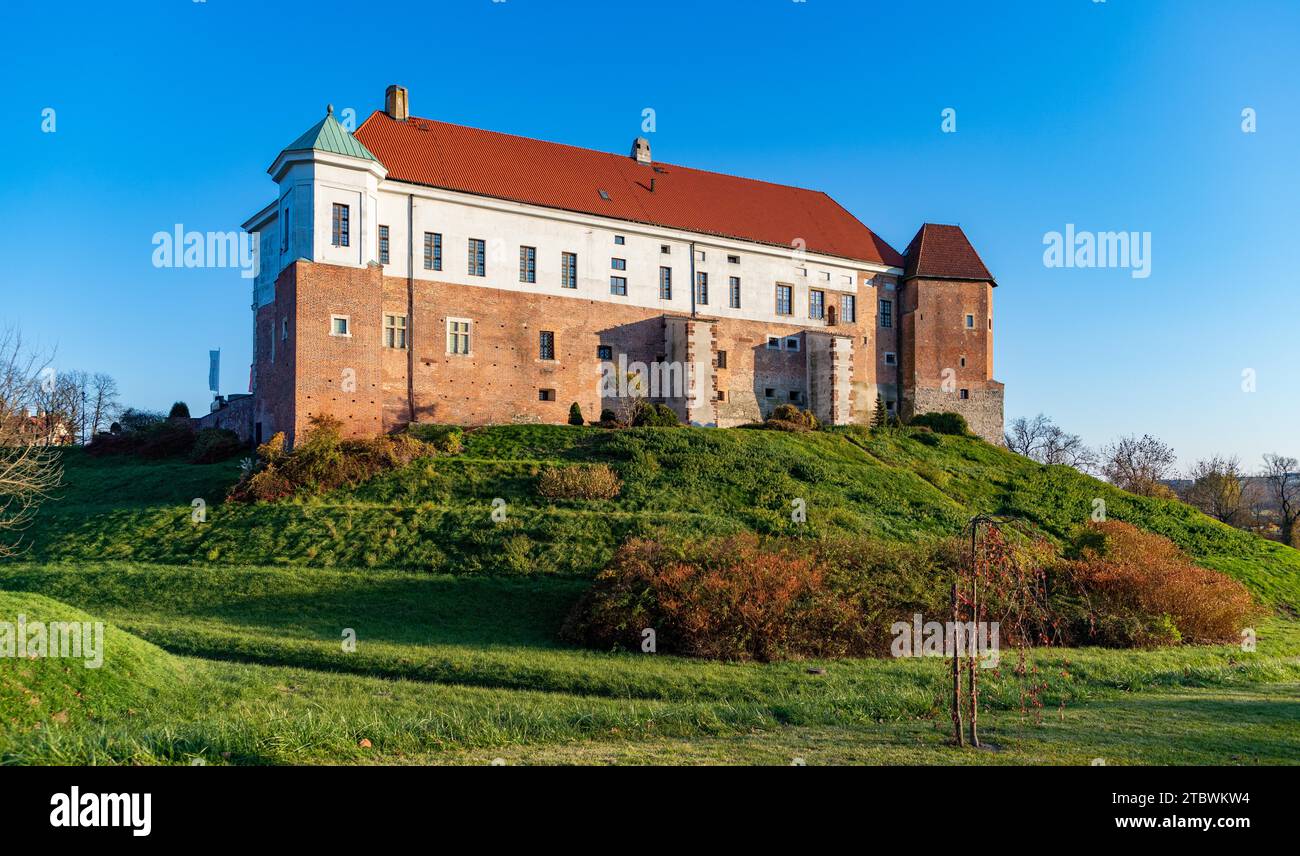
[3,426,1298,765]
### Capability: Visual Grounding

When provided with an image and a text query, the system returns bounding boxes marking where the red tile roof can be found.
[903,224,995,284]
[354,111,904,267]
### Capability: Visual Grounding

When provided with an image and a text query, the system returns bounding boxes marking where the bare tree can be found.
[1100,434,1178,498]
[88,372,121,438]
[1005,414,1096,471]
[1260,453,1299,548]
[1183,455,1245,524]
[0,326,63,556]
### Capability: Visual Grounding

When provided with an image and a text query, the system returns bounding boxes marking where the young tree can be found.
[1182,455,1245,525]
[1260,453,1299,548]
[1100,434,1178,498]
[871,394,888,428]
[567,402,584,426]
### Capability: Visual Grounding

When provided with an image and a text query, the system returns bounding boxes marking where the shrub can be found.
[1050,521,1257,646]
[908,412,970,436]
[229,416,441,502]
[598,408,618,427]
[190,428,244,463]
[406,423,463,454]
[537,464,623,500]
[911,426,942,447]
[561,535,871,661]
[135,420,196,459]
[568,403,585,426]
[168,401,191,419]
[116,408,165,434]
[765,404,819,432]
[630,401,679,427]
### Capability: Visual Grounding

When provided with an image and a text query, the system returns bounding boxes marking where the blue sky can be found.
[1,0,1296,469]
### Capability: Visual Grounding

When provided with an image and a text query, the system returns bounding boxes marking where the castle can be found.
[236,86,1003,446]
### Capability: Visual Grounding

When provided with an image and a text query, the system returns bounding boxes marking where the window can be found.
[378,225,390,265]
[965,314,975,329]
[842,294,857,323]
[384,314,407,349]
[884,352,897,366]
[960,389,970,400]
[785,337,800,352]
[448,318,471,355]
[809,289,825,320]
[727,254,740,264]
[789,390,802,402]
[538,388,556,401]
[880,299,893,328]
[766,336,781,350]
[598,190,610,201]
[611,257,626,271]
[424,232,442,271]
[775,284,792,316]
[281,205,290,252]
[596,345,613,360]
[330,315,350,337]
[729,276,741,308]
[561,252,577,288]
[661,244,671,254]
[331,203,350,247]
[764,388,776,399]
[960,356,967,368]
[820,271,831,281]
[716,390,726,402]
[696,272,709,305]
[659,266,672,300]
[716,350,727,369]
[614,235,625,245]
[280,318,288,340]
[538,330,555,360]
[520,246,537,283]
[468,238,486,277]
[610,275,627,296]
[697,250,706,262]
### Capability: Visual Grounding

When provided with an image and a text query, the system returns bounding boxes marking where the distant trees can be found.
[1004,414,1096,470]
[1182,455,1246,525]
[1100,434,1178,499]
[1260,453,1299,548]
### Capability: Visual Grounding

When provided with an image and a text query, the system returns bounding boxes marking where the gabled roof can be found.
[353,111,904,267]
[281,107,379,162]
[903,223,995,284]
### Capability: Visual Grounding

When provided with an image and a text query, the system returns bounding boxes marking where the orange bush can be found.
[1054,521,1257,646]
[560,535,869,661]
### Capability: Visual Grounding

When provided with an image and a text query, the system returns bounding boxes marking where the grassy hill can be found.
[3,424,1299,765]
[23,425,1300,611]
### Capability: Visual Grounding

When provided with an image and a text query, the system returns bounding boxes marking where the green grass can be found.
[23,427,1300,612]
[4,426,1299,765]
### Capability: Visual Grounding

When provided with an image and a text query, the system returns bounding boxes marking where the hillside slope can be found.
[19,426,1300,610]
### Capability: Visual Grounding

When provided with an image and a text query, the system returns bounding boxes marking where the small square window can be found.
[330,315,350,337]
[661,245,671,254]
[716,390,726,402]
[610,275,628,296]
[614,235,625,245]
[596,345,613,360]
[727,254,740,264]
[788,390,801,402]
[764,388,776,399]
[785,337,800,352]
[538,388,556,402]
[611,257,626,271]
[598,190,610,201]
[766,336,781,350]
[884,352,897,365]
[960,389,970,400]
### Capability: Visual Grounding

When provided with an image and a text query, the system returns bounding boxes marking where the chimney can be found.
[631,136,651,165]
[385,85,409,121]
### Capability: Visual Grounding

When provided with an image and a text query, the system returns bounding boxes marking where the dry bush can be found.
[537,464,622,500]
[561,535,870,661]
[1053,521,1257,646]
